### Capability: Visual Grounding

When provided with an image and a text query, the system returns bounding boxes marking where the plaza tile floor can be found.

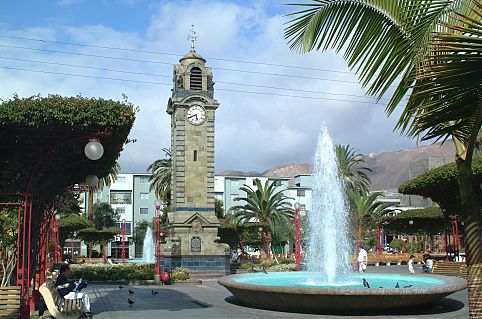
[69,266,470,319]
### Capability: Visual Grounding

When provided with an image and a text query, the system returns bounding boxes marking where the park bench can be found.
[432,261,468,279]
[39,271,83,319]
[0,286,21,318]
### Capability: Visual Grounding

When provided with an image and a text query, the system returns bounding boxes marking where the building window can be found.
[139,176,149,184]
[300,204,306,210]
[110,191,131,204]
[140,208,149,214]
[115,222,132,235]
[272,180,281,186]
[115,207,125,216]
[190,67,202,90]
[231,180,239,187]
[140,192,149,200]
[297,190,305,197]
[117,176,126,183]
[194,150,197,161]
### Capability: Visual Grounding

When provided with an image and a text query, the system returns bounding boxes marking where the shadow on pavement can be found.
[224,295,464,316]
[90,284,213,316]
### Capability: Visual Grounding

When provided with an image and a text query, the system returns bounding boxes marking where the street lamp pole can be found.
[154,200,162,283]
[294,202,301,270]
[121,219,126,264]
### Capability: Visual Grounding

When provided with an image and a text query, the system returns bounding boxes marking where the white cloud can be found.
[0,0,425,175]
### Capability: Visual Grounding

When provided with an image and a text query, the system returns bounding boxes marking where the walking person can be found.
[357,247,368,273]
[408,255,415,274]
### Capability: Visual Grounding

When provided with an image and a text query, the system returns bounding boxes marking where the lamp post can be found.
[121,219,126,264]
[154,200,162,283]
[50,212,62,265]
[406,220,414,254]
[451,216,459,259]
[402,237,408,254]
[294,202,301,270]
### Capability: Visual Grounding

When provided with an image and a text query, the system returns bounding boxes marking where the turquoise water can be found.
[233,272,446,289]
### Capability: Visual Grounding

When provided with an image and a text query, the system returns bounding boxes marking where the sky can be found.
[0,0,427,174]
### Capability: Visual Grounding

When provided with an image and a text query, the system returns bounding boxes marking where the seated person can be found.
[422,254,434,273]
[56,264,92,317]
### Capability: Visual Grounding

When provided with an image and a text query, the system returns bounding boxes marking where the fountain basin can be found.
[218,272,466,313]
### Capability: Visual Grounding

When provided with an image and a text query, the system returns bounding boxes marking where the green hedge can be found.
[70,264,153,281]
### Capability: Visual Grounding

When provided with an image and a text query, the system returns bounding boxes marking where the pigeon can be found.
[118,285,123,289]
[395,282,400,288]
[403,285,412,288]
[362,278,370,288]
[151,290,159,295]
[128,298,135,305]
[129,289,135,295]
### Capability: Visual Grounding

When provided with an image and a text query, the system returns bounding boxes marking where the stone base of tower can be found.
[161,214,230,277]
[161,255,230,278]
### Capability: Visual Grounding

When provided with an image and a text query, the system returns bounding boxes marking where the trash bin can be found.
[161,266,172,285]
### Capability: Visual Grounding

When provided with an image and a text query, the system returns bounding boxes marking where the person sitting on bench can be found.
[56,264,92,318]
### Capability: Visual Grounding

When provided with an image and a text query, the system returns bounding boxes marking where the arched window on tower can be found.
[190,67,202,90]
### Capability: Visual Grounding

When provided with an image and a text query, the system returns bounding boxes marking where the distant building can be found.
[400,157,450,207]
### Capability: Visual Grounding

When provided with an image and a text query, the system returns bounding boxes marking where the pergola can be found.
[0,95,136,317]
[398,158,482,258]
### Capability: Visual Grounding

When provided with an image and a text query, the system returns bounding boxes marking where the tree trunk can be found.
[88,189,94,225]
[456,157,482,318]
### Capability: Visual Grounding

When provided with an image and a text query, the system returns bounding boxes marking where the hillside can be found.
[220,142,456,191]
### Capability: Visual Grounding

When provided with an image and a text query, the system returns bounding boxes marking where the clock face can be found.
[186,105,206,125]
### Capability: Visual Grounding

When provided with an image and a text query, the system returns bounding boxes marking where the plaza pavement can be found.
[70,266,468,319]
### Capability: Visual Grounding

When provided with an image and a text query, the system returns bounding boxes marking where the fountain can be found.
[142,227,155,263]
[218,124,466,313]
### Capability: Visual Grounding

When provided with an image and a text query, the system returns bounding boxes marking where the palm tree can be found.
[227,179,294,257]
[147,148,171,200]
[348,191,390,248]
[336,145,372,194]
[285,2,481,314]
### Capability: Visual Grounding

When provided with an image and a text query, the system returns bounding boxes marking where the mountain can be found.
[364,142,454,190]
[218,169,263,177]
[220,142,455,191]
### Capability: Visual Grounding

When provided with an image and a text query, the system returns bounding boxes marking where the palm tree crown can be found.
[227,179,294,231]
[147,148,171,199]
[348,190,391,245]
[336,144,372,194]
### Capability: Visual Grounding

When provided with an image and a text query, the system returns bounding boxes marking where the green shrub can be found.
[239,262,255,270]
[172,267,190,281]
[267,263,296,272]
[69,263,154,281]
[389,239,403,250]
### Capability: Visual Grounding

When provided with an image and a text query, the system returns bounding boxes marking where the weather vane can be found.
[187,24,197,51]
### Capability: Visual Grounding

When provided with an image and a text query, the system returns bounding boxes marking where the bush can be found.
[239,262,255,270]
[69,263,154,281]
[389,239,403,250]
[172,267,190,281]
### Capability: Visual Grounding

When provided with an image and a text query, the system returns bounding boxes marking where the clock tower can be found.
[164,47,229,275]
